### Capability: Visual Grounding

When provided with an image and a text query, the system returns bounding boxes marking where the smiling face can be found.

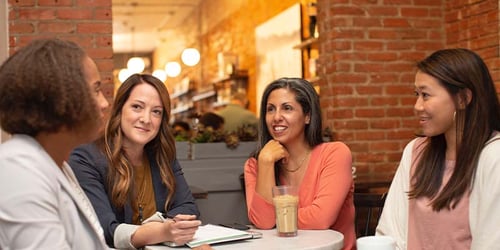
[414,71,457,139]
[120,82,164,150]
[265,88,310,146]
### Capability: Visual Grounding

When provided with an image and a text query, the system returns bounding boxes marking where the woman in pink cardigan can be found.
[244,77,356,250]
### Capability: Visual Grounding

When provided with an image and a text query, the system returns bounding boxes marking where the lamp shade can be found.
[165,61,181,77]
[118,68,132,83]
[127,57,145,73]
[181,48,200,66]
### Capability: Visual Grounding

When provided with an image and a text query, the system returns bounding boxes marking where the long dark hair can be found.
[409,48,500,211]
[102,74,177,210]
[255,77,324,183]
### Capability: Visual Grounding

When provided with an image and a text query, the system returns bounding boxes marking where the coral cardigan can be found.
[244,142,356,250]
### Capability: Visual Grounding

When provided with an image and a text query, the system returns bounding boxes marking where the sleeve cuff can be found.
[114,223,140,249]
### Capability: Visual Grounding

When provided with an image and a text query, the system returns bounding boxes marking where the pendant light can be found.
[181,48,200,66]
[126,26,145,74]
[165,61,181,77]
[152,69,167,82]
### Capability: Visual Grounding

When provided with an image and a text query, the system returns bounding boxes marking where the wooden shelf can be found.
[170,89,191,99]
[293,37,319,49]
[212,101,229,108]
[192,90,216,102]
[171,106,193,115]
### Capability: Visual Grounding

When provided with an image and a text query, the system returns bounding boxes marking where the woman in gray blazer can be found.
[69,74,201,249]
[0,39,109,249]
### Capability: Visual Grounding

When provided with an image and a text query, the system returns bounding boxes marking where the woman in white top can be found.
[376,48,500,249]
[0,39,109,249]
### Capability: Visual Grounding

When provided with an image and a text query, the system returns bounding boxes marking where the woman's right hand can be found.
[165,214,201,245]
[131,214,201,248]
[255,140,289,201]
[259,139,289,165]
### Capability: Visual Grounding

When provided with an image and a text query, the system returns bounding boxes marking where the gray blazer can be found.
[0,134,109,249]
[69,142,199,248]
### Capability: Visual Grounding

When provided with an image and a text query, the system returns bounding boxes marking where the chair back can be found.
[353,192,387,237]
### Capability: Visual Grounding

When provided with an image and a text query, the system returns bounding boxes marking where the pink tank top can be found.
[407,138,471,250]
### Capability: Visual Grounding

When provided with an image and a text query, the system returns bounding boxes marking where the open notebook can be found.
[163,224,254,248]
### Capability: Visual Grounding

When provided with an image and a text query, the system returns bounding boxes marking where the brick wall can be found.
[446,0,500,91]
[317,0,445,178]
[7,0,115,102]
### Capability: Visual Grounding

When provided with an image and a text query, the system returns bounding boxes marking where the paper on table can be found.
[185,224,253,248]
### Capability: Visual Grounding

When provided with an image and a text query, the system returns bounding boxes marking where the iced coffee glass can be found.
[272,185,299,237]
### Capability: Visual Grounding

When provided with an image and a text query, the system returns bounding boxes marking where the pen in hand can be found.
[163,213,198,223]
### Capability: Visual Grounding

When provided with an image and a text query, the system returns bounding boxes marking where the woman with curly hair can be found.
[0,39,109,249]
[69,74,200,249]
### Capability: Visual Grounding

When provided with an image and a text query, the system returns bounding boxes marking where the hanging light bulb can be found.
[127,57,145,74]
[165,61,181,77]
[118,68,132,83]
[152,69,167,82]
[125,26,145,74]
[181,48,200,66]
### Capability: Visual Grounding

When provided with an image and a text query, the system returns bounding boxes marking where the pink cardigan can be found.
[244,142,356,250]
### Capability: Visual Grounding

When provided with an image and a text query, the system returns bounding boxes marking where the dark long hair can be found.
[102,74,177,210]
[409,48,500,211]
[255,77,324,183]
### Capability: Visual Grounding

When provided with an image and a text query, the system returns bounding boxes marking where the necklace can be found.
[283,150,311,172]
[136,155,149,224]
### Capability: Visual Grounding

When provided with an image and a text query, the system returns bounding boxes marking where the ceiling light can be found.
[127,57,145,73]
[181,48,200,66]
[118,68,132,83]
[165,61,181,77]
[152,69,167,82]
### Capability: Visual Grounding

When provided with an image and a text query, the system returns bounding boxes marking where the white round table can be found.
[146,228,344,250]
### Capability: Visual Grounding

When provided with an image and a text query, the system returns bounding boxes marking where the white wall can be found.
[0,1,10,142]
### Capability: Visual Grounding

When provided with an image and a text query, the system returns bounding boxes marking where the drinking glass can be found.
[272,185,299,237]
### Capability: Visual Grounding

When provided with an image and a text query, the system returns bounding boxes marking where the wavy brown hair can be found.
[101,74,177,210]
[409,49,500,211]
[0,39,100,136]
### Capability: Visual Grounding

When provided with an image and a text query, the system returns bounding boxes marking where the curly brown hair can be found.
[0,39,100,136]
[101,74,177,211]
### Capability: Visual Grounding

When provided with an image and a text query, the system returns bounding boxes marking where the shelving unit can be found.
[212,71,248,107]
[170,77,195,119]
[170,72,249,119]
[293,36,320,94]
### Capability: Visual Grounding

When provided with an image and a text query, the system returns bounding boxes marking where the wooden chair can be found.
[353,192,387,237]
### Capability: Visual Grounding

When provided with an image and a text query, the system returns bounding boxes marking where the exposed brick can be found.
[94,8,112,20]
[355,108,385,118]
[76,0,111,7]
[9,23,35,33]
[8,0,114,107]
[57,9,93,19]
[38,0,73,6]
[8,0,36,7]
[18,9,56,20]
[77,23,112,34]
[38,22,76,33]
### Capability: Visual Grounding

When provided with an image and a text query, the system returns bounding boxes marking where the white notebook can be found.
[163,224,253,248]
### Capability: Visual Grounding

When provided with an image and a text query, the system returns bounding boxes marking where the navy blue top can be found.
[69,143,199,247]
